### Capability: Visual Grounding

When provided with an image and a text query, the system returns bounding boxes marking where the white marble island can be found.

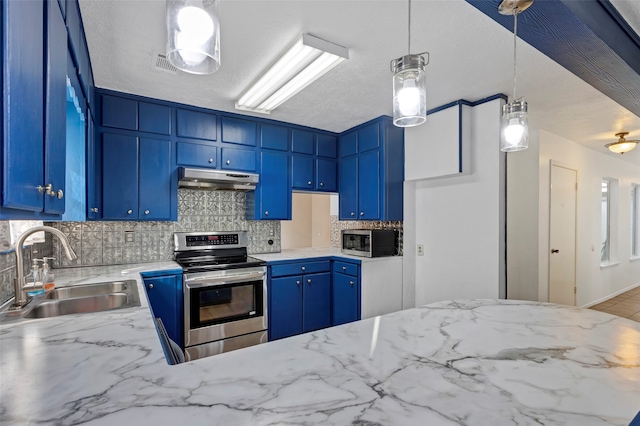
[1,263,639,425]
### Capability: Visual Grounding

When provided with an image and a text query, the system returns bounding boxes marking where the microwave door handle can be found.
[185,271,265,288]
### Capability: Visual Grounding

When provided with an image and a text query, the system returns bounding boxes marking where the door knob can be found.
[264,211,269,216]
[144,210,150,215]
[91,207,99,213]
[127,209,133,215]
[320,182,324,187]
[360,212,364,216]
[296,280,300,285]
[350,212,355,217]
[307,181,312,185]
[349,281,354,286]
[551,249,559,254]
[342,266,346,271]
[307,279,312,284]
[209,158,213,163]
[301,266,306,271]
[226,160,231,165]
[148,284,153,289]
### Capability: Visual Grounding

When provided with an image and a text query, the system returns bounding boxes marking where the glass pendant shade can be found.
[391,54,427,127]
[166,0,220,75]
[501,100,528,152]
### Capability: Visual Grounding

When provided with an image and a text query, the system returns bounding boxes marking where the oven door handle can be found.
[184,271,265,288]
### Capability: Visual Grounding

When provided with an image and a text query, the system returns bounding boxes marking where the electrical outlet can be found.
[124,231,135,244]
[269,229,274,237]
[417,244,424,256]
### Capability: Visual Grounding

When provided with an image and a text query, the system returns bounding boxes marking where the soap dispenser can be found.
[25,259,45,297]
[42,257,56,291]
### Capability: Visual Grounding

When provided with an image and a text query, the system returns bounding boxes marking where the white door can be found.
[549,164,577,305]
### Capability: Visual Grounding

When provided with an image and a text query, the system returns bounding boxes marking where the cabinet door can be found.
[357,150,380,220]
[139,138,172,220]
[101,95,137,130]
[221,116,256,146]
[339,131,357,157]
[259,151,290,219]
[260,124,288,151]
[332,273,359,326]
[101,133,138,219]
[144,275,183,346]
[292,129,314,154]
[176,109,217,141]
[315,159,336,192]
[358,122,380,152]
[316,134,337,158]
[2,0,45,211]
[339,156,357,219]
[270,276,303,340]
[176,141,217,168]
[44,0,68,215]
[291,155,314,190]
[302,272,331,332]
[139,102,171,135]
[221,147,256,172]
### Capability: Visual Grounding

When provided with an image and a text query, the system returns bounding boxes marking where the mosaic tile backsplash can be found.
[329,216,403,255]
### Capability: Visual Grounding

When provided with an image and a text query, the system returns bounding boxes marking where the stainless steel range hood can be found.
[178,167,259,191]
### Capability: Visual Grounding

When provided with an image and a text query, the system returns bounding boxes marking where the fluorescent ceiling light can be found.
[236,34,348,114]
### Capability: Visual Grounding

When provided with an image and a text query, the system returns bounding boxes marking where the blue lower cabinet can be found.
[302,272,331,332]
[269,276,303,340]
[331,272,360,326]
[269,260,331,340]
[142,274,183,347]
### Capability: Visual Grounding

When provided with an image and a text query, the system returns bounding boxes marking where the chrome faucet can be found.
[12,226,77,308]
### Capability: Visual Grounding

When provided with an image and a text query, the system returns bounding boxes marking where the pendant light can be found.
[605,132,638,154]
[391,0,428,128]
[166,0,220,75]
[499,0,533,152]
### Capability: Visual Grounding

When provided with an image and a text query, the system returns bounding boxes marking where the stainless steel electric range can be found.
[174,231,267,361]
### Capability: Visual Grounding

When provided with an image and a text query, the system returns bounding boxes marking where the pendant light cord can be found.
[512,10,518,101]
[408,0,412,54]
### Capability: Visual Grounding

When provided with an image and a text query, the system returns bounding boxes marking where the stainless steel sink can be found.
[24,293,132,318]
[0,279,141,321]
[46,281,132,300]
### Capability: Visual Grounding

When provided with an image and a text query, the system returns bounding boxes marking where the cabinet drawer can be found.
[271,261,331,277]
[333,261,358,276]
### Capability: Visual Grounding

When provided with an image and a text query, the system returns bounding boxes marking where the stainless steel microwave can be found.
[341,230,397,258]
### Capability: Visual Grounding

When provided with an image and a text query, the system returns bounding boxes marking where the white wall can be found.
[537,130,640,306]
[281,193,332,249]
[403,98,506,307]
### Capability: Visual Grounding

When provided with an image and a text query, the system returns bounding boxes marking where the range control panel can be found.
[186,234,239,247]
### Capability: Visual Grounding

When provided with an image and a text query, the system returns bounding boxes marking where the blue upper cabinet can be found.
[139,138,172,220]
[1,0,69,219]
[221,116,256,146]
[247,151,290,220]
[101,133,139,220]
[292,155,314,190]
[315,158,337,192]
[338,117,404,221]
[176,141,217,169]
[260,124,289,151]
[221,147,257,172]
[292,129,314,154]
[101,95,138,130]
[139,102,171,135]
[176,108,217,141]
[316,134,337,158]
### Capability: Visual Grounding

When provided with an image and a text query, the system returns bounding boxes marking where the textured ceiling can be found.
[80,0,640,165]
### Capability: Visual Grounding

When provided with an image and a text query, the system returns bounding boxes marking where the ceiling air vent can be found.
[152,51,180,75]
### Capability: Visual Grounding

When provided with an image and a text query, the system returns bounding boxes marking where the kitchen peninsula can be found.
[1,263,639,425]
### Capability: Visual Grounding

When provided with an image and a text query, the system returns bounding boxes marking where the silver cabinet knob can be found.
[349,281,354,286]
[51,189,63,199]
[301,266,306,271]
[350,212,355,217]
[91,207,99,213]
[307,279,312,284]
[360,212,364,216]
[144,210,150,215]
[320,182,324,187]
[307,181,312,185]
[264,211,269,216]
[296,280,300,285]
[342,266,346,271]
[226,160,231,165]
[148,284,153,289]
[208,158,213,163]
[127,209,133,215]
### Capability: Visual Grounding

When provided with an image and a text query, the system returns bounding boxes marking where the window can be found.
[632,184,640,258]
[602,180,611,262]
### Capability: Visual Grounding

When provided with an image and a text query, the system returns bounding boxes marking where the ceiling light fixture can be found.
[606,132,638,154]
[499,0,534,152]
[391,0,428,128]
[166,0,220,75]
[235,34,348,114]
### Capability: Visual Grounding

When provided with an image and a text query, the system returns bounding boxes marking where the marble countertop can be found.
[253,247,401,263]
[1,263,639,425]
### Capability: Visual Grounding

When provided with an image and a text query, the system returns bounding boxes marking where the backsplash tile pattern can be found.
[47,189,280,268]
[330,216,403,255]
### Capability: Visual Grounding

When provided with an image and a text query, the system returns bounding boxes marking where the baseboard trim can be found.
[580,282,640,308]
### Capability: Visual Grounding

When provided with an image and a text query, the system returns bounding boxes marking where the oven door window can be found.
[190,280,263,329]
